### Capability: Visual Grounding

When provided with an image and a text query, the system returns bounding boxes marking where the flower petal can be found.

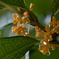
[56,21,59,24]
[49,22,53,25]
[53,17,56,22]
[45,25,50,32]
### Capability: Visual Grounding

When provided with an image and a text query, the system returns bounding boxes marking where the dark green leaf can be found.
[0,36,39,59]
[0,1,26,15]
[0,0,25,8]
[51,0,59,19]
[0,5,5,9]
[54,9,59,20]
[29,47,59,59]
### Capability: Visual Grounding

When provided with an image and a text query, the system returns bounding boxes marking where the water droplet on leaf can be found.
[46,52,50,56]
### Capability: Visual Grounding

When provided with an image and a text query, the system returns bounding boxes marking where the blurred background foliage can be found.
[0,0,59,59]
[25,0,53,26]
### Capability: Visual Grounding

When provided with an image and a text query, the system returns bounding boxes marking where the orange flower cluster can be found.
[12,3,34,37]
[35,17,59,55]
[49,17,59,34]
[35,26,43,37]
[11,3,58,55]
[12,13,30,37]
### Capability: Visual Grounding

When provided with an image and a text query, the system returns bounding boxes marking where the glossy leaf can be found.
[29,47,59,59]
[0,0,26,14]
[0,36,39,59]
[0,5,5,9]
[51,0,59,19]
[0,0,25,8]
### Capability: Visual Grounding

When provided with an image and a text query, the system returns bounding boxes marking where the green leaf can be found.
[0,5,5,9]
[0,23,14,31]
[0,36,39,59]
[51,0,59,19]
[54,9,59,20]
[29,48,59,59]
[0,1,26,15]
[0,0,25,8]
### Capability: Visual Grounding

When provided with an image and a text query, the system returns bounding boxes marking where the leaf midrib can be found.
[2,41,39,59]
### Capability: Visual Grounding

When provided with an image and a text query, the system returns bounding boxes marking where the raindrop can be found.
[46,52,50,56]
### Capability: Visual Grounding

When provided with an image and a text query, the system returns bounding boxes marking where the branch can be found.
[30,20,46,32]
[24,7,46,32]
[50,33,59,45]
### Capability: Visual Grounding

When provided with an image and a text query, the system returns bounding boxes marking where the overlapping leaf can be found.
[0,5,5,10]
[0,36,39,59]
[51,0,59,20]
[0,0,26,14]
[0,0,25,8]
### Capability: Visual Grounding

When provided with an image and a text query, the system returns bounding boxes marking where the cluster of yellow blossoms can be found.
[12,3,34,37]
[35,17,59,55]
[12,13,31,37]
[12,3,59,55]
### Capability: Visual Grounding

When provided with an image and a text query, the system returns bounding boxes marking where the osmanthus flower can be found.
[12,3,35,37]
[39,44,50,55]
[23,11,30,17]
[22,17,29,24]
[30,3,34,10]
[12,26,27,35]
[35,25,55,55]
[42,25,54,41]
[12,13,31,37]
[22,31,31,37]
[49,17,59,34]
[12,13,22,24]
[35,26,43,37]
[12,3,59,55]
[54,25,59,34]
[49,17,59,27]
[39,43,57,55]
[38,18,59,55]
[39,39,57,55]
